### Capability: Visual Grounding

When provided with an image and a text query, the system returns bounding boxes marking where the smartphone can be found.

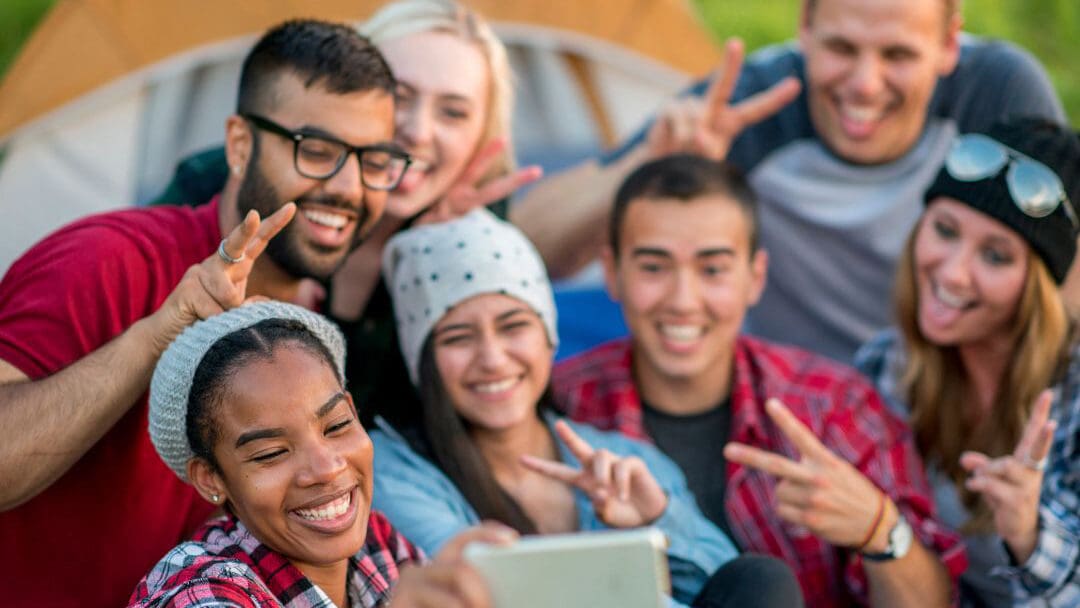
[463,527,670,608]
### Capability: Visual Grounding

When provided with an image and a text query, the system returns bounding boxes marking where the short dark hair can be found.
[609,154,759,256]
[237,19,395,115]
[187,318,343,473]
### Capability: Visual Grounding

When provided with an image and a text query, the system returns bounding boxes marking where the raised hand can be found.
[415,138,542,226]
[961,390,1056,563]
[520,420,668,528]
[724,398,889,548]
[146,203,296,353]
[389,522,517,608]
[645,38,801,161]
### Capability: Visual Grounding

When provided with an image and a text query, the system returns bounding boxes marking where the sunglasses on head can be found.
[944,133,1078,229]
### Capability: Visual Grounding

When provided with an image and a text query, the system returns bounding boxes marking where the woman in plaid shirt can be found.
[856,119,1080,607]
[130,302,512,608]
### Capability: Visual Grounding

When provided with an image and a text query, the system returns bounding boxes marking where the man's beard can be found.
[236,161,369,283]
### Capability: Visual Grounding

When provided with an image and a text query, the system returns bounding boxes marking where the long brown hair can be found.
[894,225,1070,531]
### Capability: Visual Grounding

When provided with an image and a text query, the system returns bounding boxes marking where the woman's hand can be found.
[724,398,893,549]
[520,420,668,528]
[961,390,1055,563]
[414,138,542,226]
[389,522,517,608]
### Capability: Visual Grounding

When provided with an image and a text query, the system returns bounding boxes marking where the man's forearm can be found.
[864,539,952,607]
[0,317,163,510]
[511,147,649,278]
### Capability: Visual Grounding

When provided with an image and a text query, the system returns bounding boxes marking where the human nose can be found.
[322,149,366,201]
[297,439,348,487]
[668,268,702,312]
[937,246,974,289]
[848,53,885,99]
[475,333,511,371]
[396,100,433,147]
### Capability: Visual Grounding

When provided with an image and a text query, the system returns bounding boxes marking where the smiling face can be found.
[190,343,374,574]
[605,194,767,389]
[914,198,1030,351]
[230,72,395,281]
[432,293,553,432]
[799,0,960,164]
[379,31,491,219]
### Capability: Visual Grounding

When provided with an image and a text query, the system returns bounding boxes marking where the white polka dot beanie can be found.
[382,209,558,385]
[149,301,346,482]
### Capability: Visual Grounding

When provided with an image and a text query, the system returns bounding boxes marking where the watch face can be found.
[889,516,914,559]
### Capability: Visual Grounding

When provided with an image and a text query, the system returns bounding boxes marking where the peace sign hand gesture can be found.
[415,138,542,226]
[146,203,296,355]
[520,420,669,528]
[645,38,801,161]
[961,390,1056,563]
[724,398,891,549]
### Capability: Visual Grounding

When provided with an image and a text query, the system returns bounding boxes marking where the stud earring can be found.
[231,165,242,176]
[211,494,220,503]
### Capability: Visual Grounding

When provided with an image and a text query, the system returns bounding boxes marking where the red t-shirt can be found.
[0,200,221,607]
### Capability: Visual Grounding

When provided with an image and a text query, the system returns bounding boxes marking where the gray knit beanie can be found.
[382,209,558,384]
[149,301,346,481]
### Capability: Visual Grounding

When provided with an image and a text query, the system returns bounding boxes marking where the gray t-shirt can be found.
[610,36,1065,363]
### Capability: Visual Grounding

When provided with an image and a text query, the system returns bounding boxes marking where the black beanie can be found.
[924,119,1080,283]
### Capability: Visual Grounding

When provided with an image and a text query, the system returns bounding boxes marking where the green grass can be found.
[0,1,1076,124]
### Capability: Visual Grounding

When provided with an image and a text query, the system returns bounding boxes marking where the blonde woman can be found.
[856,119,1080,607]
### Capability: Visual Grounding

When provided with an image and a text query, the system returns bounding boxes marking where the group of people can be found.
[0,0,1077,607]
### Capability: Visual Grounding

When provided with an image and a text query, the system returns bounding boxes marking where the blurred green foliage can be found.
[0,0,1076,124]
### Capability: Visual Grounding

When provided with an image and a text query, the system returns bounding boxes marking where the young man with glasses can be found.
[553,154,966,606]
[0,20,401,608]
[515,0,1066,364]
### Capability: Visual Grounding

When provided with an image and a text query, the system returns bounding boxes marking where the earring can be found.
[211,494,220,503]
[231,165,242,176]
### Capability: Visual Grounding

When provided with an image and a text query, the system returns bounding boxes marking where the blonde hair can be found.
[361,0,515,181]
[894,224,1070,532]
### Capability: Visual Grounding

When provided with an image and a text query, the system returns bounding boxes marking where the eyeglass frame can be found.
[241,112,412,191]
[944,133,1078,229]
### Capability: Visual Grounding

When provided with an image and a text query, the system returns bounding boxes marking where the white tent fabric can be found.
[0,2,719,272]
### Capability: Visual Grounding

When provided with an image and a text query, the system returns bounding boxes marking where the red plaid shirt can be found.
[129,511,423,607]
[553,336,966,607]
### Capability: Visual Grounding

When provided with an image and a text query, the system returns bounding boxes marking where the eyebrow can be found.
[630,247,736,259]
[233,390,348,448]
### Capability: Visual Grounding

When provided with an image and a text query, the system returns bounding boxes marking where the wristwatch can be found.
[862,514,913,562]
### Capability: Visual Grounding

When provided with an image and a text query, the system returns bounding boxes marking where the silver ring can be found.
[217,240,245,264]
[1019,455,1048,472]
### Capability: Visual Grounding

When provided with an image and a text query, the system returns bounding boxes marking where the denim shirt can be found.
[370,414,738,606]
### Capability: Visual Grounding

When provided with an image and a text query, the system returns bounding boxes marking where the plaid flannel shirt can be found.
[553,335,966,607]
[129,511,423,607]
[857,330,1080,607]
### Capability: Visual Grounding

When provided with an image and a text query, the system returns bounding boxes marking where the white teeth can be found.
[840,104,882,124]
[660,324,703,341]
[295,492,351,521]
[934,284,972,309]
[474,377,518,393]
[303,209,348,229]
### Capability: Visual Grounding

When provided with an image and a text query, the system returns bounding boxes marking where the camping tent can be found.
[0,0,720,273]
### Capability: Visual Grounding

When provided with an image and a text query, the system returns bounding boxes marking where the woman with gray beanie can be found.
[373,209,804,607]
[856,119,1080,606]
[130,300,513,608]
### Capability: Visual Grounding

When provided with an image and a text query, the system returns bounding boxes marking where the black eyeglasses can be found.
[242,113,412,191]
[945,133,1078,229]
